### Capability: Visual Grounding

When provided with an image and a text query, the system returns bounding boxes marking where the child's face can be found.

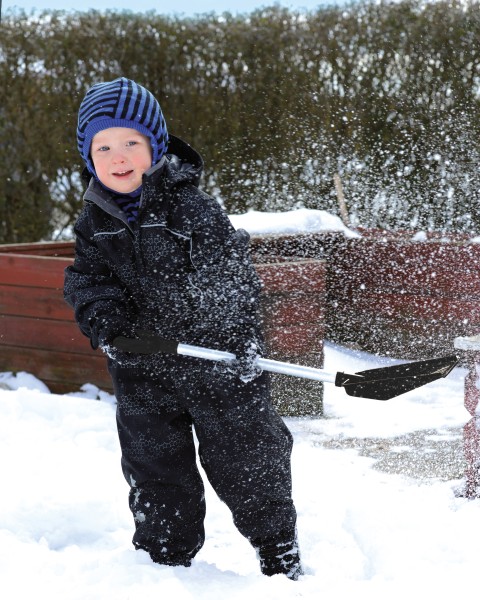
[91,127,152,194]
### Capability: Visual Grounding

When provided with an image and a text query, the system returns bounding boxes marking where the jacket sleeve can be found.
[64,213,133,348]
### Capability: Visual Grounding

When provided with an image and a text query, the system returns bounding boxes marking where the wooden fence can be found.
[0,243,111,394]
[251,231,480,360]
[0,240,325,415]
[2,231,480,414]
[326,236,480,360]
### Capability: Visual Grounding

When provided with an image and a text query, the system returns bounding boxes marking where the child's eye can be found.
[126,140,138,147]
[96,145,110,152]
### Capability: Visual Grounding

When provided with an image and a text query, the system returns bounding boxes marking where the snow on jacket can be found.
[64,135,263,362]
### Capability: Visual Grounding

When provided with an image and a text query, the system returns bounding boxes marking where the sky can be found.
[3,0,351,17]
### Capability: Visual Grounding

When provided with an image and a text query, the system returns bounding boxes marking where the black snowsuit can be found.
[64,136,297,565]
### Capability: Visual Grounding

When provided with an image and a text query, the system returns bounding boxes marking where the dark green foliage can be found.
[1,1,480,242]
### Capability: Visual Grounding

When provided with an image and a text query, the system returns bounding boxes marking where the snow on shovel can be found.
[112,332,458,401]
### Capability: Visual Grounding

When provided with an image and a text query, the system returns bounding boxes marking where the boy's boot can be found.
[148,550,192,567]
[257,539,304,580]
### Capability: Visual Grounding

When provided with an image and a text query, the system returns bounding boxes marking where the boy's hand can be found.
[90,315,136,350]
[215,339,263,383]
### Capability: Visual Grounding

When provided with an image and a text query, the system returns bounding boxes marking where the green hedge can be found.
[1,1,480,242]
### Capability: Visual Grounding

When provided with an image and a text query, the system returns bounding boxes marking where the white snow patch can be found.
[0,343,476,598]
[229,208,360,238]
[411,230,428,241]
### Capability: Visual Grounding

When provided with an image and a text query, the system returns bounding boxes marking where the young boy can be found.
[64,77,303,580]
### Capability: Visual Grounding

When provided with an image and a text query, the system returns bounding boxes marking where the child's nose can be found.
[112,153,127,163]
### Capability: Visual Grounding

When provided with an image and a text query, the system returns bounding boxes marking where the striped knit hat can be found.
[77,77,169,178]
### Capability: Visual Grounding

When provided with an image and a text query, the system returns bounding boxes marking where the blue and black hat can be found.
[77,77,169,178]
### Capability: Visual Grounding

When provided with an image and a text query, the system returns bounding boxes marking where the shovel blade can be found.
[335,355,459,400]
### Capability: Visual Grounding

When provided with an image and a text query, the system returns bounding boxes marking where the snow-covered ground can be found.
[0,342,476,600]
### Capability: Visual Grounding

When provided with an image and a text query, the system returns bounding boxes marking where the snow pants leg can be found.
[191,376,297,547]
[111,362,206,565]
[109,359,297,566]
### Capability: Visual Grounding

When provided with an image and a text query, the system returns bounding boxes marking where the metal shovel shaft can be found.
[177,342,337,383]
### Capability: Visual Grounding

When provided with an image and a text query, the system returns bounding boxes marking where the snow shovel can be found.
[112,332,458,401]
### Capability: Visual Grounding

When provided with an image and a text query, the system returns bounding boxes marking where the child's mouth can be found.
[113,170,133,178]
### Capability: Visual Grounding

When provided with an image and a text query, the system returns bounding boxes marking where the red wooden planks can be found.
[256,260,326,293]
[0,285,72,320]
[0,254,73,288]
[1,315,92,354]
[0,345,111,392]
[0,241,75,257]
